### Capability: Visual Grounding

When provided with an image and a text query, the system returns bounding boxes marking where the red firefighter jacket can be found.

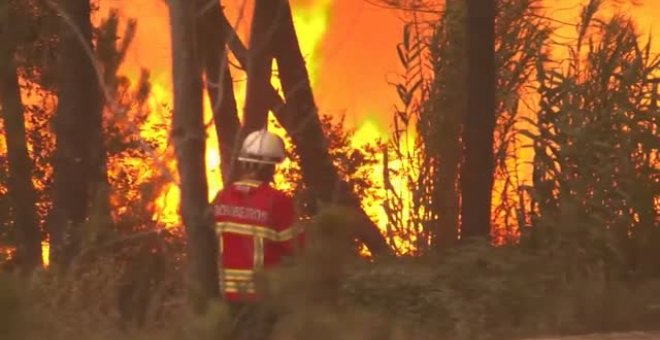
[212,179,303,302]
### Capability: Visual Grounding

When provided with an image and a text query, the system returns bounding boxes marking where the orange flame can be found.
[0,0,655,271]
[36,0,658,259]
[98,1,339,229]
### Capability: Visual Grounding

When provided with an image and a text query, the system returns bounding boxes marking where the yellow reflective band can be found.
[223,268,254,276]
[219,233,224,254]
[221,268,255,281]
[278,225,302,240]
[222,280,256,294]
[215,222,302,242]
[254,237,264,269]
[224,286,256,294]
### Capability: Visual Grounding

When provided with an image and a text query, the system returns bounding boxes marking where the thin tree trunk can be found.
[196,0,240,185]
[460,0,496,239]
[424,0,465,251]
[49,0,101,267]
[437,0,464,249]
[269,0,392,257]
[168,0,220,313]
[93,13,140,230]
[0,6,42,272]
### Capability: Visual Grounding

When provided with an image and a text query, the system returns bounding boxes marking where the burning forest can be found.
[0,0,659,339]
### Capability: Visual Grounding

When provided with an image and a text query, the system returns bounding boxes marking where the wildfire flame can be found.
[3,0,658,265]
[98,0,344,230]
[65,0,660,253]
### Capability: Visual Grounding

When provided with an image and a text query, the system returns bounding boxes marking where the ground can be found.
[527,332,660,340]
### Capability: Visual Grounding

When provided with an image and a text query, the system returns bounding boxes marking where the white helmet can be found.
[237,130,286,165]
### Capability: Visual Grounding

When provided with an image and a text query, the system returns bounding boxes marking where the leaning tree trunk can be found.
[460,0,496,239]
[168,0,220,313]
[243,0,281,133]
[49,0,102,267]
[0,5,42,273]
[212,6,391,257]
[269,0,392,257]
[195,0,240,185]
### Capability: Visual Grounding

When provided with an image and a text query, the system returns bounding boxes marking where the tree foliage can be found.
[526,2,660,276]
[385,0,552,252]
[278,114,384,222]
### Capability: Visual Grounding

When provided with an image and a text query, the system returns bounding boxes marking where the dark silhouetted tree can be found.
[460,0,496,239]
[0,0,42,273]
[48,0,102,267]
[167,0,220,312]
[243,0,282,133]
[421,0,465,250]
[269,0,391,257]
[195,0,240,185]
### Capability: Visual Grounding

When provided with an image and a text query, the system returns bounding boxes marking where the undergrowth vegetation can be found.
[2,207,660,340]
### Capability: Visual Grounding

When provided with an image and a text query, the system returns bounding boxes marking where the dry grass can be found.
[524,332,660,340]
[2,207,660,340]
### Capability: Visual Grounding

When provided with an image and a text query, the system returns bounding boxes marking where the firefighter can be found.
[211,129,303,339]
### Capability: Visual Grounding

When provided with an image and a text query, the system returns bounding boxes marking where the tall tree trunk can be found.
[217,10,286,121]
[217,10,288,122]
[269,0,392,257]
[93,12,140,233]
[460,0,496,239]
[196,0,240,185]
[49,0,102,267]
[426,0,465,250]
[243,0,282,133]
[0,4,42,272]
[168,0,220,313]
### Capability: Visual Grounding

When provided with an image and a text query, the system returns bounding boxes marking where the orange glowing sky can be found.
[98,0,404,135]
[93,0,657,236]
[102,0,658,132]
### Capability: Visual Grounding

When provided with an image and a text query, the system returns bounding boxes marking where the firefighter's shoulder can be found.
[264,186,293,202]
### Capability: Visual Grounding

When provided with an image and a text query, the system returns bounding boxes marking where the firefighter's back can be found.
[212,179,297,301]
